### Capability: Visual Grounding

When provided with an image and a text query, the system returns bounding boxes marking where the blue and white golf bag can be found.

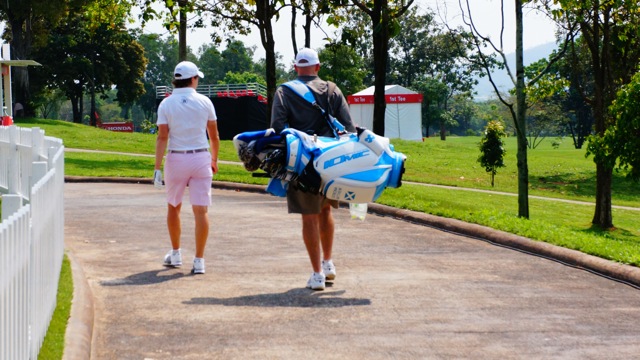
[233,127,406,203]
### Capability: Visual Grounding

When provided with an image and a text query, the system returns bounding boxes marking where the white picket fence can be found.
[0,125,65,360]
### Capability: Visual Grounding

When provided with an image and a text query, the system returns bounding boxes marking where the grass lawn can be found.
[38,255,73,360]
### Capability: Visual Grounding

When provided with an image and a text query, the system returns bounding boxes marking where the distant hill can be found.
[473,42,557,101]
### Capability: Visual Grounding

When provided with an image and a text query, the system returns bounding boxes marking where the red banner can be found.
[100,122,134,132]
[348,93,423,104]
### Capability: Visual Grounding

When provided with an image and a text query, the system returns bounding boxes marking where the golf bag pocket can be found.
[322,167,391,203]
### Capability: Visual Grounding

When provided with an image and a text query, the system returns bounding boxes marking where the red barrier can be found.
[2,115,13,126]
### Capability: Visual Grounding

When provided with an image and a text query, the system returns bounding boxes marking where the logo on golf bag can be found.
[323,149,370,170]
[344,191,356,201]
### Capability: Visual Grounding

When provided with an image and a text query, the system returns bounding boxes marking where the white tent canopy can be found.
[348,85,423,141]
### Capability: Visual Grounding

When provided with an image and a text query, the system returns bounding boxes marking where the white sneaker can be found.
[163,249,182,267]
[322,260,336,281]
[191,258,205,274]
[306,272,326,290]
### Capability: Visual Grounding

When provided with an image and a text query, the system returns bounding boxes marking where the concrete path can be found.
[63,182,640,360]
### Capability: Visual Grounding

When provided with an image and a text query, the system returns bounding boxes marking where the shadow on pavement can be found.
[100,268,186,286]
[183,288,371,308]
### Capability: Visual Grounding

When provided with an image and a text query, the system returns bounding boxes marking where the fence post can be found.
[31,161,48,188]
[7,125,19,194]
[1,194,22,221]
[30,127,43,162]
[47,146,57,169]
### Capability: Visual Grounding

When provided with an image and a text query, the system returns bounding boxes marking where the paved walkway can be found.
[63,181,640,360]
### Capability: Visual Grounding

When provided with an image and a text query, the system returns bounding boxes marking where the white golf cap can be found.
[295,48,320,67]
[174,61,204,80]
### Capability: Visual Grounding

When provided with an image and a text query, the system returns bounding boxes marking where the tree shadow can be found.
[533,172,640,202]
[183,288,371,308]
[100,268,185,286]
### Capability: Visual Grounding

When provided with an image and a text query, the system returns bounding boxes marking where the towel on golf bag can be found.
[233,127,406,203]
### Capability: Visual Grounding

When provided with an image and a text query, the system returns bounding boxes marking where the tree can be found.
[198,0,284,117]
[607,72,640,181]
[197,40,256,85]
[548,0,640,228]
[197,44,227,84]
[525,101,564,149]
[478,120,507,187]
[289,0,329,52]
[220,71,266,85]
[318,43,366,96]
[220,40,256,75]
[448,94,479,135]
[253,54,289,86]
[0,0,78,115]
[388,6,484,140]
[332,6,375,85]
[387,6,435,87]
[525,43,594,149]
[460,0,570,219]
[351,0,414,137]
[136,34,181,121]
[413,78,447,137]
[136,0,199,61]
[32,0,147,124]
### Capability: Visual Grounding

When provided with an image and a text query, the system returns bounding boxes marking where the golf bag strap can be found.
[282,80,345,137]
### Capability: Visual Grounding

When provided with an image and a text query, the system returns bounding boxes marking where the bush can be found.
[478,121,506,187]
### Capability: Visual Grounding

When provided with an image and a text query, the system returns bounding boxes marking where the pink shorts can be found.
[164,151,213,207]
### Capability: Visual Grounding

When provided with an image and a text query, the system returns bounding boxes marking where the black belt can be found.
[169,148,208,154]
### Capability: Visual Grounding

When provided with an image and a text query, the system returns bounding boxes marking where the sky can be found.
[135,0,558,65]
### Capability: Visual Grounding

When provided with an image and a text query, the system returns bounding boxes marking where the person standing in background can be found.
[154,61,220,275]
[13,102,24,118]
[271,48,356,290]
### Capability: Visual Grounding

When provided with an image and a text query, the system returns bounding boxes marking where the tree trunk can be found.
[90,87,97,127]
[371,2,389,137]
[70,93,82,123]
[121,104,131,120]
[290,5,298,55]
[590,61,614,228]
[439,121,446,140]
[9,16,33,116]
[304,9,312,48]
[178,0,188,61]
[592,163,613,228]
[256,0,277,119]
[515,0,529,218]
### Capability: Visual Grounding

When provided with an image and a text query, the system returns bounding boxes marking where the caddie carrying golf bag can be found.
[233,126,406,203]
[233,79,406,203]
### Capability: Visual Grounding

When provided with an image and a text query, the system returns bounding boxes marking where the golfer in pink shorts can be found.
[154,61,220,274]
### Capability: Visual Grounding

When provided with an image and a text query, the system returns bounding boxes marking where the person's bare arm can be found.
[207,121,220,174]
[155,124,169,170]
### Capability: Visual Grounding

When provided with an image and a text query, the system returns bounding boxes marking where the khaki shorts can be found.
[286,186,338,214]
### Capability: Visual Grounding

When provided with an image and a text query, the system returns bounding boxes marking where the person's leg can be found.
[167,203,182,249]
[319,204,334,261]
[192,205,209,258]
[301,214,322,273]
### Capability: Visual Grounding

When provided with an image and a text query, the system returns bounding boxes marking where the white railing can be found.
[156,82,268,99]
[0,125,65,360]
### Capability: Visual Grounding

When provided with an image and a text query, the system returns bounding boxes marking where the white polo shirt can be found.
[157,87,217,151]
